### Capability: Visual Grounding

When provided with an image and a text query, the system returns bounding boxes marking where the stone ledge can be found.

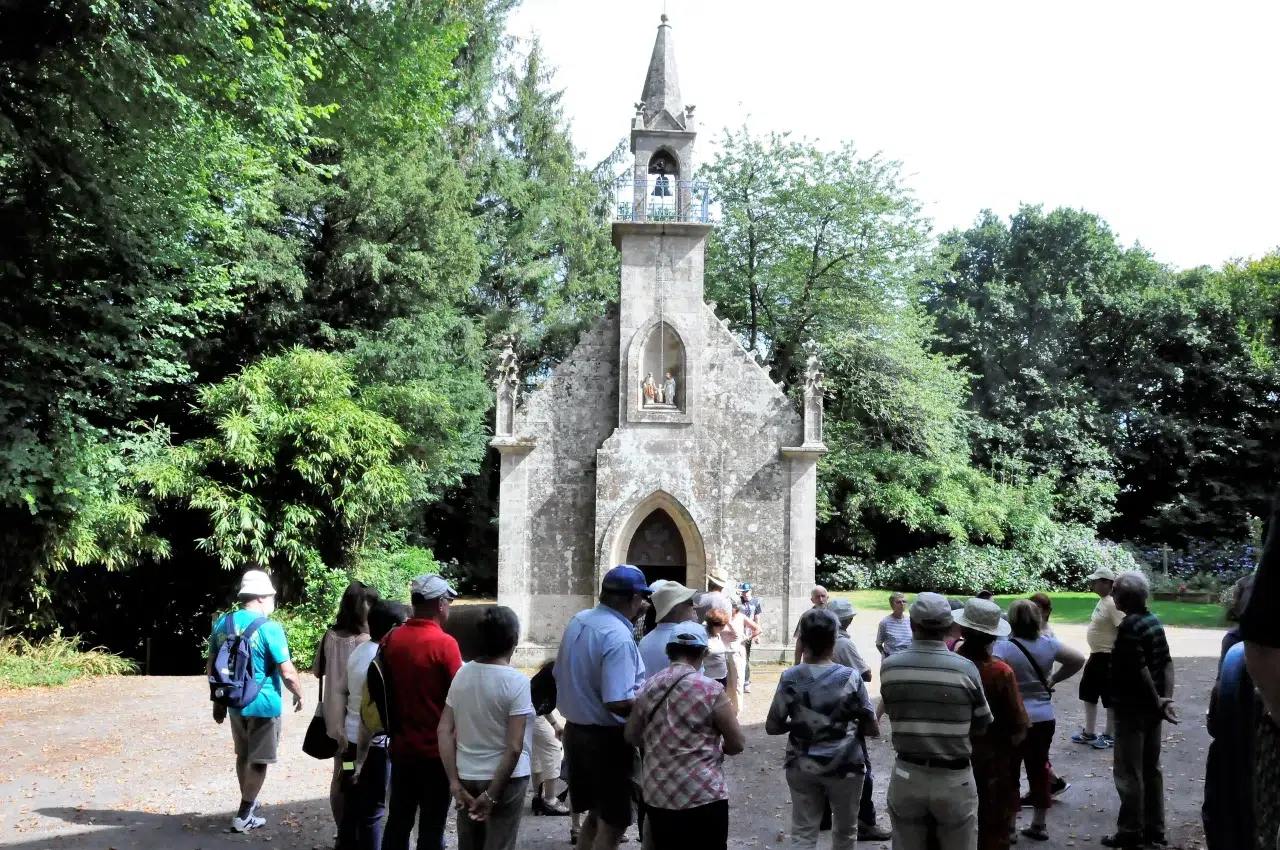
[781,444,828,459]
[490,436,537,453]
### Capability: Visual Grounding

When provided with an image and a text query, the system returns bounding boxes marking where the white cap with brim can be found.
[952,598,1011,638]
[410,574,458,601]
[653,582,698,622]
[1087,567,1117,582]
[239,570,276,598]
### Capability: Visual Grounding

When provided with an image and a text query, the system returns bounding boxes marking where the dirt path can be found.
[0,622,1223,849]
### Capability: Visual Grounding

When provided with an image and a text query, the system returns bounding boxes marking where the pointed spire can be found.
[640,14,685,129]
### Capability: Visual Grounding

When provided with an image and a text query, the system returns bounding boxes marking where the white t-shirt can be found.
[445,662,534,781]
[1086,594,1125,653]
[703,634,728,680]
[344,640,380,742]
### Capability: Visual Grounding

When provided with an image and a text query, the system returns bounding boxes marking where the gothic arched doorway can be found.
[626,508,687,587]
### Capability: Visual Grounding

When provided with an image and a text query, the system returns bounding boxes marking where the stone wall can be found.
[498,310,621,649]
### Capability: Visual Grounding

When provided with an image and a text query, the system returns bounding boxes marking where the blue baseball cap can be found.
[601,565,651,595]
[666,629,708,649]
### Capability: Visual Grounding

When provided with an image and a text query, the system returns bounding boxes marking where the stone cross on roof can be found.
[640,14,686,130]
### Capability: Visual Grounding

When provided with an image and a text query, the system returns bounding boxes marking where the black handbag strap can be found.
[646,670,696,728]
[1010,638,1053,694]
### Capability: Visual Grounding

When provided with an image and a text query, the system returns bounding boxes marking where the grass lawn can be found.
[832,589,1226,629]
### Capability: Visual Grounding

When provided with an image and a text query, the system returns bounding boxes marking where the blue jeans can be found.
[339,745,388,850]
[381,757,451,850]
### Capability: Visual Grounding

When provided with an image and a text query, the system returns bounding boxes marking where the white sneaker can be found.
[230,813,266,833]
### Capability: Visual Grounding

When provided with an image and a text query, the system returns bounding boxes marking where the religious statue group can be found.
[642,371,678,406]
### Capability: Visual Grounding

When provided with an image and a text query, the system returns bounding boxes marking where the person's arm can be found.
[438,704,475,814]
[471,713,529,822]
[856,683,879,737]
[764,678,790,736]
[742,615,761,637]
[624,698,646,747]
[1050,643,1086,686]
[206,626,227,724]
[279,661,304,712]
[875,620,888,657]
[711,691,745,754]
[601,637,642,717]
[793,634,804,666]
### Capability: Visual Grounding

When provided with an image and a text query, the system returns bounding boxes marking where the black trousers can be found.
[381,757,450,850]
[647,800,728,850]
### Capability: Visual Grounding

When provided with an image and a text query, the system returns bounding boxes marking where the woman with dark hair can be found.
[994,600,1085,841]
[954,598,1030,850]
[1029,593,1055,638]
[339,599,407,850]
[625,629,745,850]
[439,606,533,850]
[315,580,378,835]
[766,609,878,850]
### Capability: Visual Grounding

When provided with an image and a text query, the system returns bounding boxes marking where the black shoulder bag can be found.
[1010,638,1054,696]
[303,630,339,760]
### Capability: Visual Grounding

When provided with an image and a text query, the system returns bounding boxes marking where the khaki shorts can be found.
[230,713,282,765]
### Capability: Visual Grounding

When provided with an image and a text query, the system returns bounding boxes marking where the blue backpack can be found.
[209,614,269,709]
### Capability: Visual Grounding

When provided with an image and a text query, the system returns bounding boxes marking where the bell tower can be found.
[613,14,713,429]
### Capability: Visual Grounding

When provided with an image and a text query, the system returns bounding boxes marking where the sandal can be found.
[1021,824,1049,842]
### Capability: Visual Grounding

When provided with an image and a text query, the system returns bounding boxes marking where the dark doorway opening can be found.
[626,508,687,587]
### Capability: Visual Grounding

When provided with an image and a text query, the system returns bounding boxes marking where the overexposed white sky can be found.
[509,0,1280,270]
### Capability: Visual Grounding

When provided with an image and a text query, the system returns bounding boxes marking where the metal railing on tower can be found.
[612,176,713,224]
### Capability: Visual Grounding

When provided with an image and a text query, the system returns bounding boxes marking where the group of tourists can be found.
[204,504,1280,850]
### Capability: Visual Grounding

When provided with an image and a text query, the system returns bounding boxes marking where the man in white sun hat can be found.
[207,569,304,834]
[639,582,699,679]
[1072,566,1125,749]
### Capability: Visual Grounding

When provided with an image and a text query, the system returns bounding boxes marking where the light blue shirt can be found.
[554,605,646,726]
[638,621,690,680]
[208,609,292,718]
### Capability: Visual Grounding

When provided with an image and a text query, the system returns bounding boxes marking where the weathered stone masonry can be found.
[493,15,826,660]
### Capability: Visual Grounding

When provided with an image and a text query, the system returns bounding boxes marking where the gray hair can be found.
[1113,570,1150,606]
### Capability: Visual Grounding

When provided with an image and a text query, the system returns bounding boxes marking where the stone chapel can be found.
[491,15,827,660]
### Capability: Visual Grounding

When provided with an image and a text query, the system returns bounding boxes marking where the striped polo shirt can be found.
[880,640,992,760]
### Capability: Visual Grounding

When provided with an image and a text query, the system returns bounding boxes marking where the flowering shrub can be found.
[1126,539,1256,596]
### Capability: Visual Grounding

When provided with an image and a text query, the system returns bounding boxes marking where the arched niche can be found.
[604,490,707,591]
[639,321,685,411]
[625,509,686,587]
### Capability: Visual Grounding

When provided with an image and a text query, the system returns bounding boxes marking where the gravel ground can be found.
[0,618,1223,849]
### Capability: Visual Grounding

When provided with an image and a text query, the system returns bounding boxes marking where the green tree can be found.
[704,127,931,387]
[135,349,412,590]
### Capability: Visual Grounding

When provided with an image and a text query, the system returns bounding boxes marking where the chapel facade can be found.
[491,15,827,659]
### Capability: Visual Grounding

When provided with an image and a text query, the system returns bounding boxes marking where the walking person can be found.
[767,609,878,850]
[875,592,913,659]
[738,583,762,692]
[953,598,1030,850]
[993,600,1084,842]
[1102,571,1178,848]
[439,606,534,850]
[827,598,891,842]
[1072,568,1125,749]
[625,629,745,849]
[380,574,463,850]
[207,570,305,833]
[316,581,376,837]
[793,585,829,664]
[340,599,407,850]
[638,582,699,679]
[555,565,650,850]
[880,592,992,850]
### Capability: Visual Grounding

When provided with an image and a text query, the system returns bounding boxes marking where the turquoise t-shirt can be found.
[208,609,291,718]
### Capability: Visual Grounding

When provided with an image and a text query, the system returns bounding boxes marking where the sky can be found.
[508,0,1280,270]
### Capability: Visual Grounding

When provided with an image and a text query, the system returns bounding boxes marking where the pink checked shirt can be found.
[634,662,730,810]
